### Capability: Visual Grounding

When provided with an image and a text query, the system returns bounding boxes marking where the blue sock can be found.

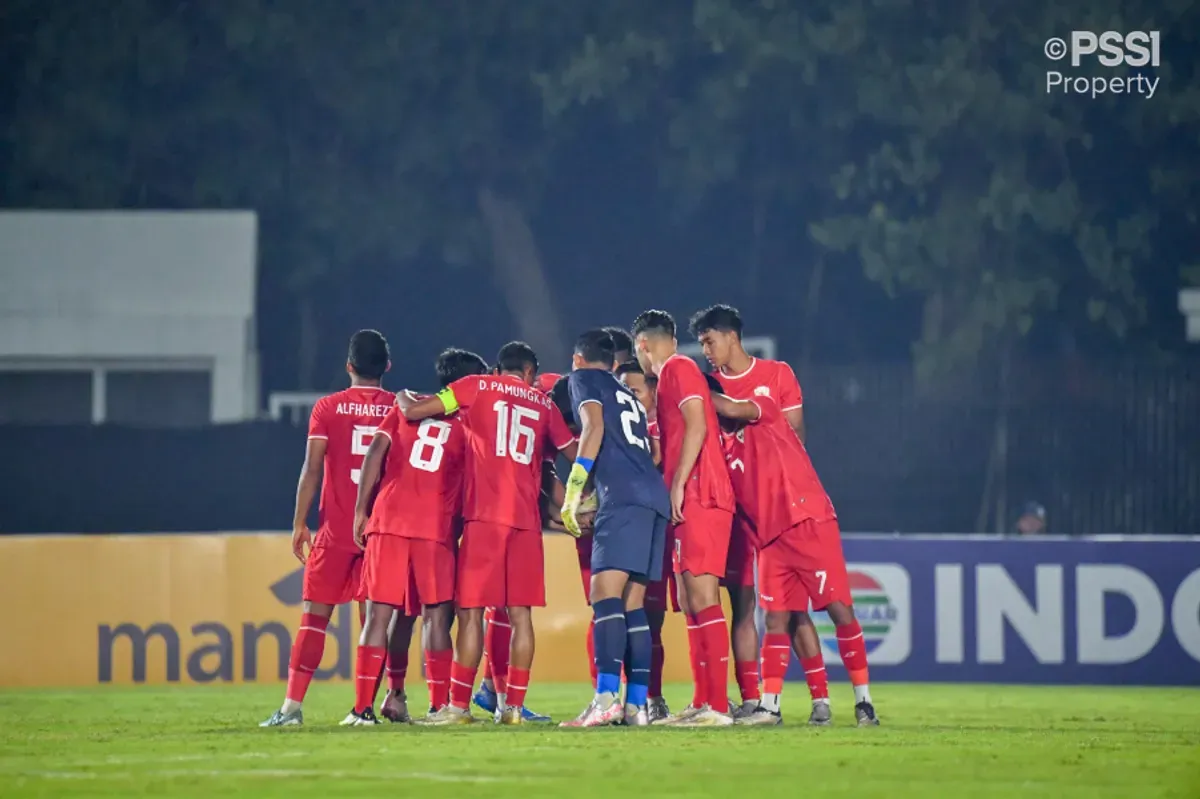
[592,598,626,696]
[624,607,651,708]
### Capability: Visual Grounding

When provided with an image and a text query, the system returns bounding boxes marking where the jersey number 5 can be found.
[616,392,651,451]
[409,419,453,472]
[493,401,540,465]
[350,425,379,485]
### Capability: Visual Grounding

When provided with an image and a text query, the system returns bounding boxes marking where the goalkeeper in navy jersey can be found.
[559,328,671,728]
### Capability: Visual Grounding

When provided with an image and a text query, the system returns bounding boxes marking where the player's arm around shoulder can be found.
[398,384,459,421]
[709,391,762,423]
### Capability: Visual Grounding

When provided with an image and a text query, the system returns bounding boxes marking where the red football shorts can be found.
[671,505,733,579]
[302,544,365,605]
[645,524,680,612]
[361,534,455,613]
[757,517,851,612]
[575,534,593,603]
[457,521,546,609]
[721,512,757,588]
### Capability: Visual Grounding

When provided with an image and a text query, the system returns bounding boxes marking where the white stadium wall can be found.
[0,211,259,424]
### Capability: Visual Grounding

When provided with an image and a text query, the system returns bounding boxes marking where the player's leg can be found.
[484,607,512,708]
[423,522,498,725]
[802,518,879,726]
[576,536,599,688]
[262,544,350,726]
[423,601,454,713]
[642,561,669,720]
[788,612,831,724]
[379,609,416,722]
[347,598,396,724]
[621,510,664,726]
[674,507,734,727]
[346,534,416,725]
[411,537,456,716]
[725,517,761,715]
[756,608,792,725]
[497,526,547,724]
[669,533,707,720]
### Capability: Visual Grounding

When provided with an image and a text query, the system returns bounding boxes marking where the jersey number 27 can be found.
[616,392,651,451]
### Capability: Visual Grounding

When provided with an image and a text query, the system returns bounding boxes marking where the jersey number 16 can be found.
[493,400,540,465]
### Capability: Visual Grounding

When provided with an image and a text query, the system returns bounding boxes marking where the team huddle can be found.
[262,305,880,729]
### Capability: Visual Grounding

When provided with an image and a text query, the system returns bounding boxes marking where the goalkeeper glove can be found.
[560,457,593,538]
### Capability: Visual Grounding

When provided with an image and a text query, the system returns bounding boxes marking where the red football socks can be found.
[836,621,870,686]
[735,660,761,703]
[285,613,328,703]
[649,625,665,698]
[685,614,707,708]
[387,648,409,693]
[485,609,512,694]
[586,620,598,685]
[695,605,730,713]
[354,645,386,713]
[761,633,790,697]
[506,666,531,709]
[801,654,830,700]
[449,661,478,710]
[425,649,452,710]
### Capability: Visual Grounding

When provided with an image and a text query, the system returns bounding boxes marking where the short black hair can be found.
[348,330,389,379]
[495,340,538,374]
[644,373,658,390]
[631,309,676,339]
[435,348,488,387]
[704,373,724,393]
[603,326,634,356]
[551,375,576,428]
[688,304,743,339]
[614,359,643,378]
[574,328,616,368]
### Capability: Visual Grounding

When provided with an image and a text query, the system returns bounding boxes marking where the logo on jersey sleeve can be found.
[813,564,911,665]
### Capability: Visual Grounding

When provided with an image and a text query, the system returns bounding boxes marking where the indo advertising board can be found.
[800,536,1200,685]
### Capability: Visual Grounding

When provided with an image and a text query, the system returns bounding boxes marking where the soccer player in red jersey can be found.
[689,304,836,720]
[473,368,560,724]
[261,330,396,728]
[632,309,737,726]
[707,377,880,726]
[346,348,490,725]
[398,341,577,725]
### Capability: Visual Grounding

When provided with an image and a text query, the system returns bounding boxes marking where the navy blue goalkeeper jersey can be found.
[567,368,670,517]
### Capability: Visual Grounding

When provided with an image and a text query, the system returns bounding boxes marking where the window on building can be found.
[0,371,93,423]
[105,370,212,427]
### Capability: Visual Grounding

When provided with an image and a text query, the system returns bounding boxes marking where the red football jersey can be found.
[307,386,397,549]
[535,372,562,394]
[445,374,575,530]
[655,354,735,511]
[367,404,464,544]
[715,358,803,413]
[722,395,835,547]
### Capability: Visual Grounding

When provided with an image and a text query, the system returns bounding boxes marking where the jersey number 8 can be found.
[409,418,453,472]
[493,400,540,465]
[616,392,651,451]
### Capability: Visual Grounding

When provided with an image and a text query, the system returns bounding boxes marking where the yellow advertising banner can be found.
[0,533,701,688]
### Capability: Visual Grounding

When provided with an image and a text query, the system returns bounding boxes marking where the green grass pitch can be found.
[1,682,1197,797]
